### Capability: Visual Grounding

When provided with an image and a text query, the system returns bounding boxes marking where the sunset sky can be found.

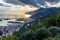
[0,0,60,15]
[0,0,37,15]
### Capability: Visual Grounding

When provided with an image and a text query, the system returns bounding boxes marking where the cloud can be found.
[0,0,38,16]
[46,0,60,3]
[45,1,60,7]
[0,0,60,15]
[51,2,60,7]
[0,0,22,13]
[46,0,60,7]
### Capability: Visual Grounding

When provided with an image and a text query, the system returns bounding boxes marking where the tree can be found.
[51,34,60,40]
[56,14,60,26]
[20,30,37,40]
[2,36,19,40]
[44,17,56,28]
[48,26,60,37]
[36,28,52,40]
[44,14,60,28]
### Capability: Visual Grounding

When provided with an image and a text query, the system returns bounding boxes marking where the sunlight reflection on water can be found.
[0,19,16,26]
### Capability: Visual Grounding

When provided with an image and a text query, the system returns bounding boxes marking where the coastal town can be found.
[0,18,23,37]
[0,13,41,38]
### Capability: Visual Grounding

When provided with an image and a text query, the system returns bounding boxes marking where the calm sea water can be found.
[0,19,16,26]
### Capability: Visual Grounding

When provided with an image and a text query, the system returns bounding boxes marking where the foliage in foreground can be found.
[1,36,19,40]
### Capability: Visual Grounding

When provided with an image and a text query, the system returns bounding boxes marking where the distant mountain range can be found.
[30,7,60,22]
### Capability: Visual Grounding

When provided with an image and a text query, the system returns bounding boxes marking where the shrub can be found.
[51,34,60,40]
[48,26,60,37]
[36,28,52,40]
[20,30,37,40]
[2,36,19,40]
